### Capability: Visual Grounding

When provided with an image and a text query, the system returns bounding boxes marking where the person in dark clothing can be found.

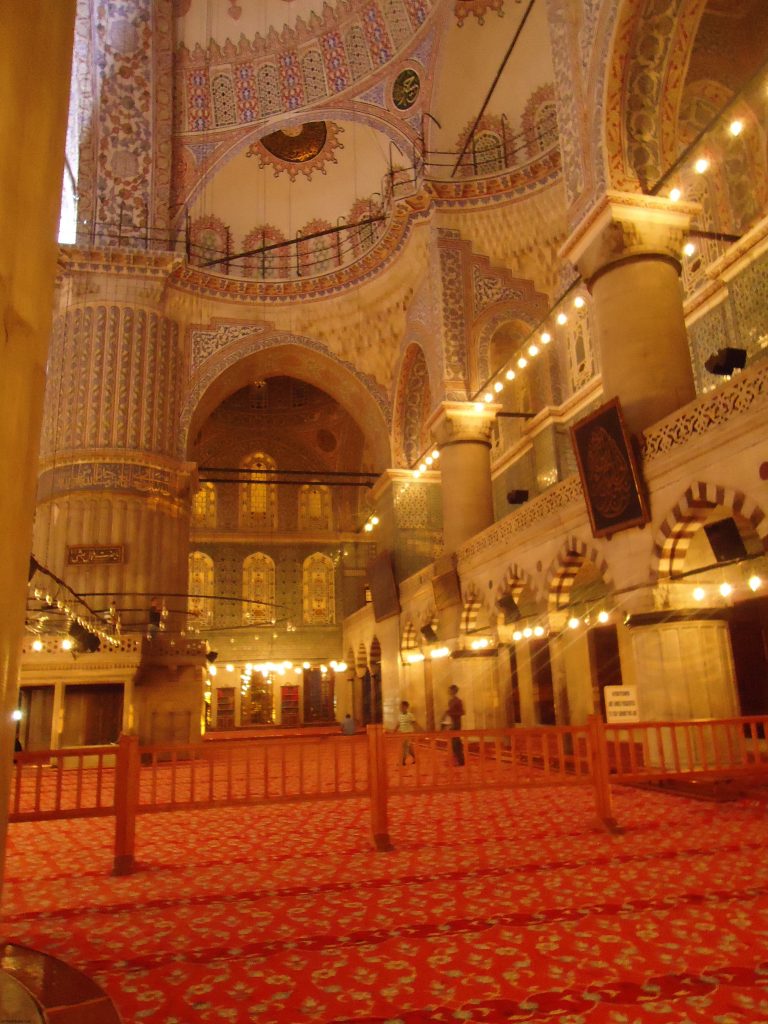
[444,684,465,766]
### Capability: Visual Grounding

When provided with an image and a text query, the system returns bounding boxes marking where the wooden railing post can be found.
[366,724,393,851]
[113,733,140,875]
[587,715,622,834]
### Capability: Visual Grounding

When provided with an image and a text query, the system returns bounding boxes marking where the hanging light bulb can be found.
[528,344,539,357]
[748,575,762,592]
[494,381,503,392]
[719,582,733,597]
[693,586,706,601]
[32,639,43,652]
[669,186,682,202]
[505,369,516,380]
[729,119,743,137]
[540,331,551,344]
[694,157,710,174]
[517,356,527,369]
[573,296,585,309]
[556,312,568,325]
[568,616,580,630]
[597,610,610,624]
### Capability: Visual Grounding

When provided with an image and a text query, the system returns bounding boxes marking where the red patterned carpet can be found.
[3,784,768,1023]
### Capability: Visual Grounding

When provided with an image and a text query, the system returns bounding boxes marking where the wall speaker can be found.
[367,551,401,622]
[432,566,462,610]
[507,489,529,505]
[704,517,747,562]
[420,624,438,643]
[497,594,520,624]
[704,347,747,376]
[68,620,100,653]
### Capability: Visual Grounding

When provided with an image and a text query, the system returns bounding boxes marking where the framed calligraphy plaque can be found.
[67,545,124,566]
[570,398,649,538]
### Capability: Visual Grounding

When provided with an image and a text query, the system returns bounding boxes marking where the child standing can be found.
[394,699,418,765]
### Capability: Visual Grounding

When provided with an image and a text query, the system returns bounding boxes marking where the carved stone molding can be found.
[428,401,500,448]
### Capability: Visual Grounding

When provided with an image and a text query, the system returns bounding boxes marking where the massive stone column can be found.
[0,0,76,888]
[35,252,194,635]
[428,402,499,553]
[628,619,739,722]
[561,192,698,435]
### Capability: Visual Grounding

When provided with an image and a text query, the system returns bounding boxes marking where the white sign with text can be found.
[604,685,640,723]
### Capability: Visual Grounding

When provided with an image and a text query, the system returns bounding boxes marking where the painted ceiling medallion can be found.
[392,69,421,111]
[247,121,344,180]
[455,0,504,28]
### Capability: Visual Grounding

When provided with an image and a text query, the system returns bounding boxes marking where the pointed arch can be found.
[303,552,336,625]
[239,452,277,530]
[188,551,214,628]
[243,553,276,625]
[650,482,768,581]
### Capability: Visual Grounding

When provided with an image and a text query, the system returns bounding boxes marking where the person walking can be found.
[394,699,418,765]
[444,684,465,766]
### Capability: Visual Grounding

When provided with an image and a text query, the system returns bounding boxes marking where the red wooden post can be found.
[587,714,622,834]
[366,724,393,851]
[113,733,140,875]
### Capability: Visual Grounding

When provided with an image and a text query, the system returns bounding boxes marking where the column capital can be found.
[369,467,438,503]
[428,401,501,448]
[560,190,701,284]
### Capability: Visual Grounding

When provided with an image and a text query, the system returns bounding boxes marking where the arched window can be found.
[381,0,411,48]
[243,552,276,624]
[302,552,335,625]
[473,131,504,174]
[211,73,236,127]
[188,551,214,628]
[345,26,371,80]
[257,64,281,117]
[298,485,333,530]
[534,103,558,153]
[301,50,327,102]
[192,482,217,527]
[239,452,277,530]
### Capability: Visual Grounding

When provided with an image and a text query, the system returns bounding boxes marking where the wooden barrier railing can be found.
[8,715,768,875]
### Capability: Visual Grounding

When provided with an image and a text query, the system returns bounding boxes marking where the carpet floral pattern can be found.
[3,785,768,1022]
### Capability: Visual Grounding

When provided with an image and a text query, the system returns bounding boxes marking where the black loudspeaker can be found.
[497,594,520,624]
[507,489,529,505]
[68,620,101,653]
[420,624,438,643]
[367,551,401,622]
[704,517,748,563]
[432,567,462,611]
[704,347,747,376]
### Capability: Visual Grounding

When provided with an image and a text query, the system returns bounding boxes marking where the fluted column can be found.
[428,401,499,553]
[35,253,193,632]
[0,0,76,891]
[562,191,698,435]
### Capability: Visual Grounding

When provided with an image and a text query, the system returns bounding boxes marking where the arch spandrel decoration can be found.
[303,552,336,625]
[393,342,432,467]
